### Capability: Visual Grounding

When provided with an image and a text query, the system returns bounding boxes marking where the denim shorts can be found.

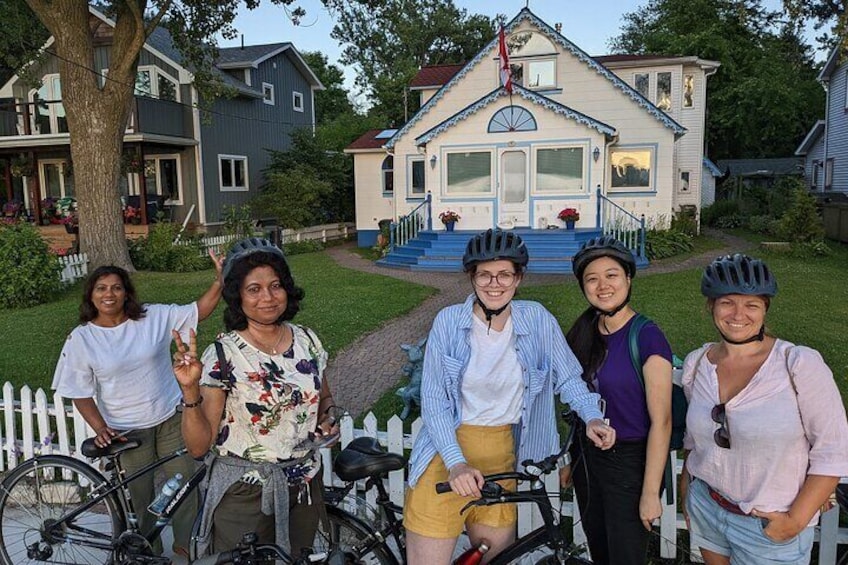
[686,477,814,564]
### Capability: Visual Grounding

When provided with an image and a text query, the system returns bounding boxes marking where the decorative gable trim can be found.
[387,7,685,149]
[414,86,616,146]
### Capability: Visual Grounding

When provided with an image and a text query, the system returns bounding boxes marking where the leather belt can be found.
[706,484,748,516]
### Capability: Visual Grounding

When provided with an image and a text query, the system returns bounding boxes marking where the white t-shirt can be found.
[52,303,198,430]
[460,315,524,425]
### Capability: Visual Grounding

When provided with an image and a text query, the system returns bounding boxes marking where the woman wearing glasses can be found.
[680,254,848,564]
[404,228,616,564]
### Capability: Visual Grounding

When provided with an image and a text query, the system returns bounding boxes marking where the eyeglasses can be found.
[473,271,517,287]
[711,403,731,449]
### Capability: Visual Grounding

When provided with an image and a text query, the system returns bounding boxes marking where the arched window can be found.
[507,32,556,57]
[488,106,537,133]
[382,156,394,194]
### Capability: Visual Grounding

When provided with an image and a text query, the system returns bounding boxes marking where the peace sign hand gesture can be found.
[172,328,202,389]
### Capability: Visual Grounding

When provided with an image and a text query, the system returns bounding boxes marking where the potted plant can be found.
[121,152,143,175]
[40,197,57,225]
[557,207,580,229]
[439,209,461,232]
[10,155,34,178]
[60,211,79,234]
[124,204,141,224]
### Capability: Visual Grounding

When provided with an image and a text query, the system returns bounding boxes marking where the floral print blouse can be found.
[200,324,328,483]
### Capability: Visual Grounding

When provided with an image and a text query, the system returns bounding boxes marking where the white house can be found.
[346,8,719,260]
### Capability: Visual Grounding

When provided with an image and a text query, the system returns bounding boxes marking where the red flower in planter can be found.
[557,208,580,222]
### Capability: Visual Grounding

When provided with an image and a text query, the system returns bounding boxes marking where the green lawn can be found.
[0,252,435,392]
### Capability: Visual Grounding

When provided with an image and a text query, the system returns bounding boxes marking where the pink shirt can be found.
[683,339,848,523]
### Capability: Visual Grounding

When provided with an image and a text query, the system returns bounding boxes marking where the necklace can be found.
[246,324,287,355]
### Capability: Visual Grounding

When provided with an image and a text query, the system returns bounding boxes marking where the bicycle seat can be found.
[334,437,405,481]
[80,438,141,459]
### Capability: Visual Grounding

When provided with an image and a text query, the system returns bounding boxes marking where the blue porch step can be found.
[376,228,648,274]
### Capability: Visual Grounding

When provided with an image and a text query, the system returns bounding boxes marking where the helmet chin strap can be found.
[475,295,510,333]
[594,288,632,318]
[718,324,766,345]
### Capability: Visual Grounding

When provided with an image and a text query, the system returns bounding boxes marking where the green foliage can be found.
[260,128,352,224]
[300,51,356,125]
[0,223,62,309]
[746,214,775,235]
[645,229,695,260]
[610,0,824,160]
[670,206,698,236]
[714,214,746,229]
[329,0,497,124]
[221,205,255,239]
[701,199,740,227]
[790,240,832,258]
[777,187,825,243]
[128,223,209,272]
[283,240,324,255]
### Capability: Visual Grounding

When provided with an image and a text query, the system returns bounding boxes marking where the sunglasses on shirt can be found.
[711,403,731,449]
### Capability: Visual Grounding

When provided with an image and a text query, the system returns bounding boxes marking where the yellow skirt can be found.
[403,424,517,538]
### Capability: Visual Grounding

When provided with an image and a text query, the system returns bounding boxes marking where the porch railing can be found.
[595,187,646,259]
[390,193,431,251]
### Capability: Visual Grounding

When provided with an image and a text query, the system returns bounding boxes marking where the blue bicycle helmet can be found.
[462,229,529,271]
[222,237,286,282]
[572,236,636,286]
[701,254,777,298]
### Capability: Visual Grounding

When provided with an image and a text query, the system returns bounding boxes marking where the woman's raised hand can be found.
[209,248,225,283]
[172,328,202,388]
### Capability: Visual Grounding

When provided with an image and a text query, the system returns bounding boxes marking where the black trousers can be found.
[571,439,649,565]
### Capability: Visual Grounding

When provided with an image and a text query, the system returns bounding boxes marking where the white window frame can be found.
[39,158,73,199]
[683,74,694,109]
[29,74,66,135]
[262,82,275,105]
[506,58,557,90]
[135,65,181,102]
[656,72,672,111]
[825,158,834,189]
[679,170,691,193]
[812,160,819,189]
[292,91,304,113]
[382,156,394,195]
[444,149,494,196]
[532,143,587,194]
[408,157,425,198]
[634,72,650,99]
[219,155,249,192]
[609,147,655,193]
[141,154,183,204]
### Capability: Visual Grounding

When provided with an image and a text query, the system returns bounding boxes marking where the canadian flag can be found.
[498,25,512,94]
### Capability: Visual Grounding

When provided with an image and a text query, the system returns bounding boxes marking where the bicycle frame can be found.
[31,447,205,556]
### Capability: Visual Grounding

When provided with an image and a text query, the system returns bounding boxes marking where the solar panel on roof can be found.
[374,129,398,139]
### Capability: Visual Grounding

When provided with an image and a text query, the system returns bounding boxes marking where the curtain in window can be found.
[447,152,491,193]
[536,148,583,192]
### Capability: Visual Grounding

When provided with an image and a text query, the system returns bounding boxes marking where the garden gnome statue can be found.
[396,337,427,419]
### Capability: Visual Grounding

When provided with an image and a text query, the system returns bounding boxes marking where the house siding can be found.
[825,64,848,192]
[353,152,394,245]
[199,51,315,224]
[804,135,825,189]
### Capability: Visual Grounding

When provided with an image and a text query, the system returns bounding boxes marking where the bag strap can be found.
[214,340,229,384]
[628,313,651,389]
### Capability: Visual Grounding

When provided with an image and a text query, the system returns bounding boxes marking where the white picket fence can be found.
[54,222,356,285]
[1,383,845,563]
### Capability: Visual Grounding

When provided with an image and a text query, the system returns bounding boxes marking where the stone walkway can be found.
[324,229,752,417]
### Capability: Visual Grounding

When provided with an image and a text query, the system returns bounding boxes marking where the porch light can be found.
[430,154,438,168]
[593,147,601,162]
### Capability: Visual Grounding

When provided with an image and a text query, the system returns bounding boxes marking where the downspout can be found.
[822,80,829,193]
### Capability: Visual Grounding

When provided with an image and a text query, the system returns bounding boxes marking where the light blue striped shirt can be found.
[407,294,604,487]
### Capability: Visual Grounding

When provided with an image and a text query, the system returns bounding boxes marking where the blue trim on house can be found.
[703,157,723,177]
[532,193,591,200]
[358,229,379,247]
[607,190,658,197]
[382,191,394,198]
[415,85,616,146]
[386,7,686,150]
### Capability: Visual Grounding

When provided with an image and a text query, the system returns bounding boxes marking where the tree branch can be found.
[145,0,174,37]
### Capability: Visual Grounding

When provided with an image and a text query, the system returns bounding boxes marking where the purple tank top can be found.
[595,315,672,441]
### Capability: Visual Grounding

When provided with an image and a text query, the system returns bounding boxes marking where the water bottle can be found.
[147,473,183,516]
[454,541,489,565]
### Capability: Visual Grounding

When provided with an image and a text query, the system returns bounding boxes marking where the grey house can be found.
[796,46,845,194]
[0,7,322,229]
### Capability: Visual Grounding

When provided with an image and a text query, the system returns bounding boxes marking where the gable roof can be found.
[409,64,464,90]
[703,157,722,177]
[795,120,825,155]
[345,129,397,152]
[386,7,685,149]
[414,85,616,146]
[216,43,324,89]
[819,46,842,82]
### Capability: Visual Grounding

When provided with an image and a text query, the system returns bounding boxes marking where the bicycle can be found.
[0,429,339,565]
[315,410,591,565]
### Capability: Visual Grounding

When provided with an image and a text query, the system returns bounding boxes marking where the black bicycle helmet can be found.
[222,237,286,282]
[572,236,637,285]
[701,254,777,299]
[462,229,529,271]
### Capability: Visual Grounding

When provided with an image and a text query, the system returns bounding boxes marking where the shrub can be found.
[129,223,209,272]
[714,214,746,229]
[283,240,324,255]
[777,188,824,243]
[790,240,832,258]
[222,205,256,240]
[645,229,694,260]
[768,177,802,218]
[671,205,698,236]
[747,214,775,235]
[700,199,740,227]
[0,223,62,308]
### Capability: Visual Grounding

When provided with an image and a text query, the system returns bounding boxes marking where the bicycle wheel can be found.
[490,529,591,565]
[0,455,125,565]
[313,506,397,565]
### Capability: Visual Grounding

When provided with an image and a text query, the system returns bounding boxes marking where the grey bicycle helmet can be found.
[701,254,777,298]
[462,229,529,271]
[572,236,637,285]
[222,237,286,282]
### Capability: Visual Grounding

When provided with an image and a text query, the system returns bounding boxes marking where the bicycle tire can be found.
[313,505,398,565]
[0,455,125,565]
[489,528,591,565]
